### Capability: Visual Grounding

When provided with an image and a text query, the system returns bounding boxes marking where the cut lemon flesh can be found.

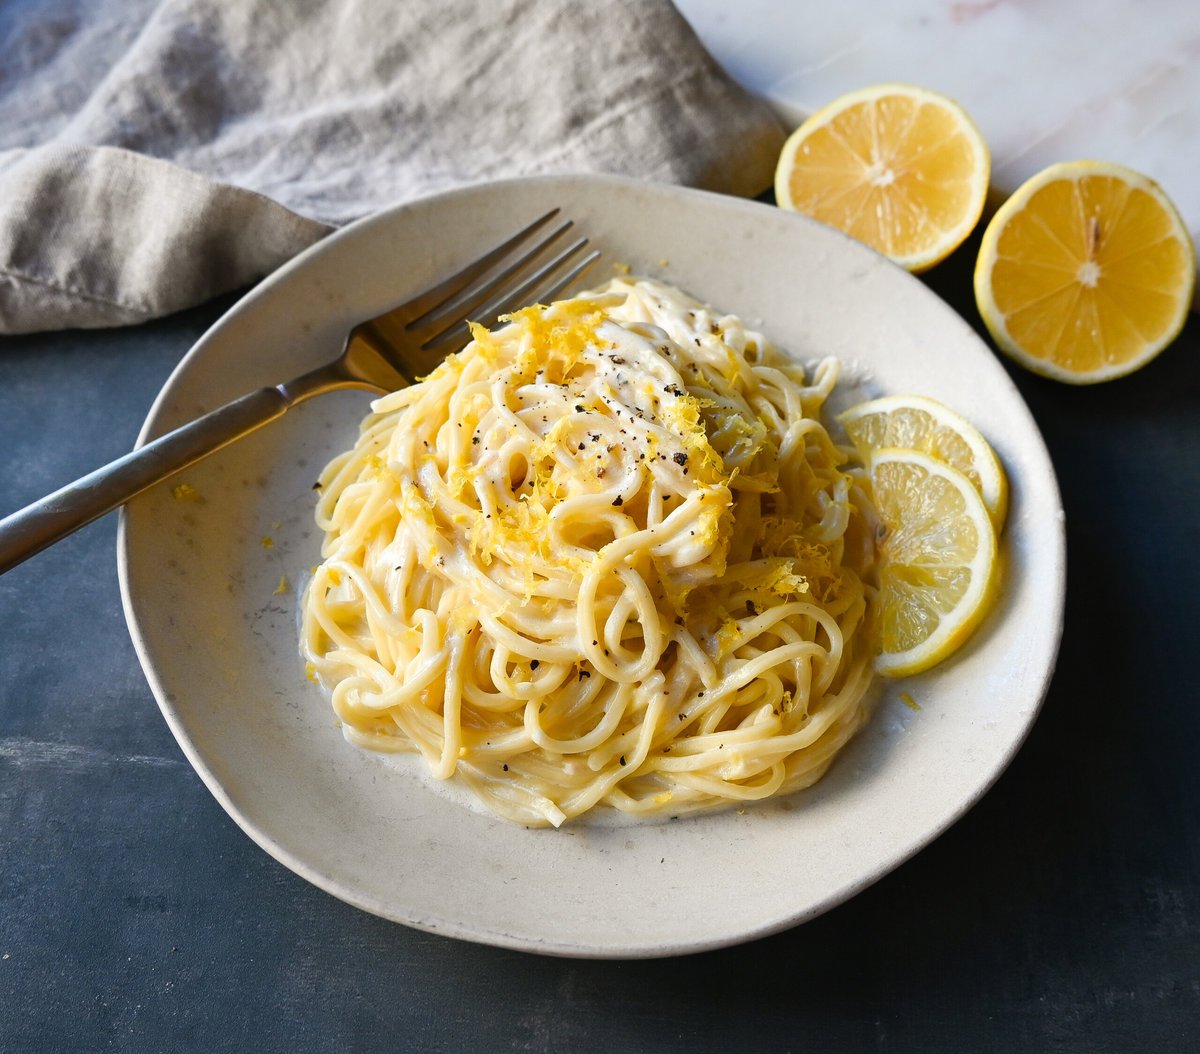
[775,83,990,272]
[839,394,1007,530]
[869,449,998,677]
[975,160,1196,383]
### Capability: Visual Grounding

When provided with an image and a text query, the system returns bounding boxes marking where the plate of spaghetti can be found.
[120,174,1064,957]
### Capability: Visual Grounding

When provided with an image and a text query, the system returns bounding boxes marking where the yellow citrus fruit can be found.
[975,160,1196,383]
[869,449,998,677]
[838,394,1007,530]
[774,83,990,272]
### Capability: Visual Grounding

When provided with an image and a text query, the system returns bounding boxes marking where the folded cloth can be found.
[0,0,784,334]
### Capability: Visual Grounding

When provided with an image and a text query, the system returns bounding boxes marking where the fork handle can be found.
[0,387,290,575]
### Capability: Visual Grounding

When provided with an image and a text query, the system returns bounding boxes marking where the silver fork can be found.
[0,210,599,574]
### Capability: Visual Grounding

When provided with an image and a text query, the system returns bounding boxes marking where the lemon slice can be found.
[870,449,998,677]
[839,394,1007,530]
[975,160,1196,384]
[774,83,990,272]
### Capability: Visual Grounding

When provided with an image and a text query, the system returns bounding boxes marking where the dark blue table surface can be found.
[2,226,1198,1053]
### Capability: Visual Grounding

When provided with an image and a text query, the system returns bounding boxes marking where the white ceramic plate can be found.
[120,174,1064,958]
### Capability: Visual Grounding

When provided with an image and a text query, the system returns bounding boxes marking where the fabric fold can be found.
[0,0,785,334]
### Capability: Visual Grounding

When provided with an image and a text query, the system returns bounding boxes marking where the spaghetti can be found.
[302,277,877,826]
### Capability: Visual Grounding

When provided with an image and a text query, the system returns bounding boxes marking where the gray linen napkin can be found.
[0,0,785,334]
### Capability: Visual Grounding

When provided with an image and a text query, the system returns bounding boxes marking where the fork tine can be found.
[478,244,602,326]
[405,219,575,333]
[419,240,600,355]
[397,208,562,320]
[445,235,590,330]
[517,247,602,307]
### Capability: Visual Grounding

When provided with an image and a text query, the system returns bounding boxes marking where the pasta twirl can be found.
[302,277,878,826]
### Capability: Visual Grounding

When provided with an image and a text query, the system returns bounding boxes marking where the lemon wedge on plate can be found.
[975,160,1196,383]
[774,83,990,272]
[869,449,999,677]
[839,394,1007,530]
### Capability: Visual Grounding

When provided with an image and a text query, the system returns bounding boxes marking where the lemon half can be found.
[775,83,990,272]
[975,160,1196,383]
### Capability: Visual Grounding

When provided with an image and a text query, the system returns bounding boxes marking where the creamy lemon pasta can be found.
[302,277,877,827]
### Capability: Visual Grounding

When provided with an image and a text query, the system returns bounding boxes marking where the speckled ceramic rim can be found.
[118,174,1065,958]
